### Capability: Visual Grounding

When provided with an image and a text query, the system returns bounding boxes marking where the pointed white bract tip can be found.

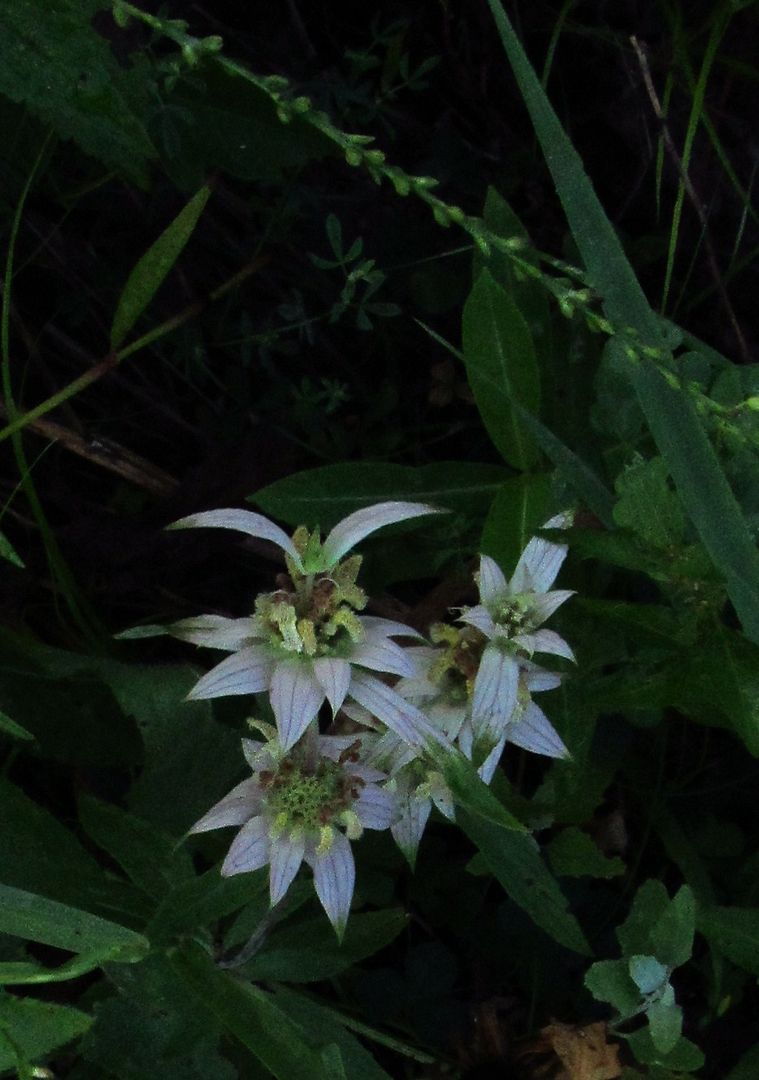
[164,508,304,570]
[320,500,447,568]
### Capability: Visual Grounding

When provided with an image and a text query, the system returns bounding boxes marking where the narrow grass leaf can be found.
[486,0,759,642]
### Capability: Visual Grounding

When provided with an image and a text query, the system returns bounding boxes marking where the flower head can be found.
[158,501,451,754]
[457,514,575,753]
[190,728,395,939]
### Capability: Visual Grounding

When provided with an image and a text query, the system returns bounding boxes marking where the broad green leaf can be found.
[474,189,552,373]
[273,988,394,1080]
[706,624,759,756]
[0,644,141,770]
[480,473,551,572]
[629,955,668,995]
[625,1029,704,1072]
[0,994,91,1074]
[171,943,331,1079]
[630,359,759,644]
[110,185,212,348]
[457,808,591,955]
[78,795,194,901]
[244,909,407,983]
[573,599,686,647]
[253,461,510,529]
[613,457,685,549]
[584,958,640,1014]
[415,322,614,525]
[81,952,235,1080]
[547,826,625,879]
[650,886,695,969]
[462,268,540,469]
[486,0,759,643]
[697,905,759,975]
[148,867,268,946]
[617,881,670,956]
[0,709,33,741]
[647,994,683,1056]
[0,884,148,962]
[0,0,155,185]
[0,778,149,921]
[0,530,23,569]
[94,662,241,834]
[162,59,332,189]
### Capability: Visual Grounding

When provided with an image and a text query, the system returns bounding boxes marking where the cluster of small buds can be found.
[134,502,575,933]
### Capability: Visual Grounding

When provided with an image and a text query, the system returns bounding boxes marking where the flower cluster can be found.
[147,502,575,933]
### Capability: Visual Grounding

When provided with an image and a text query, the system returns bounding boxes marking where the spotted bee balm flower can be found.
[456,513,575,758]
[162,501,450,753]
[191,727,396,938]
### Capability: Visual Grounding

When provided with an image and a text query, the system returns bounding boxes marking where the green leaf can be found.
[646,995,683,1056]
[613,457,685,549]
[0,778,149,921]
[630,359,759,644]
[252,461,510,529]
[457,808,591,954]
[272,988,393,1080]
[629,955,668,995]
[697,905,759,975]
[0,530,24,569]
[617,881,670,956]
[110,185,211,349]
[147,867,268,946]
[480,473,551,573]
[0,0,155,184]
[625,1029,704,1072]
[78,795,195,901]
[461,268,540,469]
[81,952,235,1080]
[0,883,149,962]
[0,953,122,986]
[0,641,142,770]
[706,624,759,756]
[484,1,663,343]
[474,189,552,369]
[0,709,33,741]
[171,943,332,1079]
[245,909,407,983]
[162,60,332,189]
[584,958,641,1014]
[0,994,91,1074]
[93,661,242,835]
[485,0,759,643]
[440,751,526,832]
[650,886,695,969]
[546,826,625,879]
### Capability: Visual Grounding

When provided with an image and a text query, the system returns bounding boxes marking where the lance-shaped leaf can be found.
[111,185,211,348]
